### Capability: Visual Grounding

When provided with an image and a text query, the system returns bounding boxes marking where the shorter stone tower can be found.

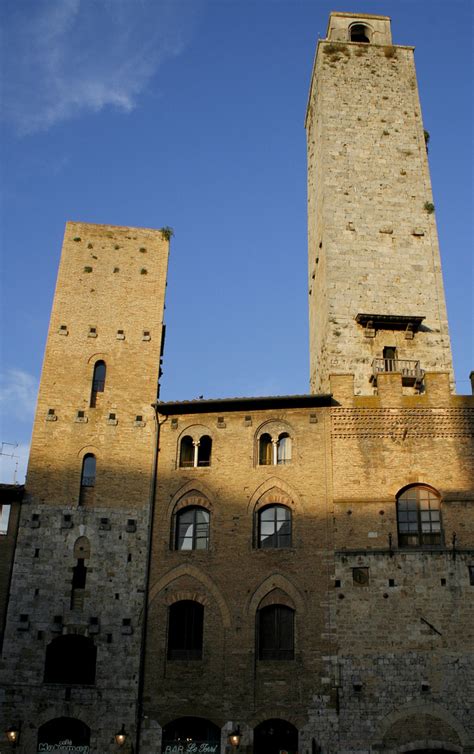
[306,12,454,395]
[0,222,169,753]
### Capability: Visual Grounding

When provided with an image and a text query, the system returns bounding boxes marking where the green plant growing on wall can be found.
[424,129,430,153]
[160,226,174,241]
[424,201,435,214]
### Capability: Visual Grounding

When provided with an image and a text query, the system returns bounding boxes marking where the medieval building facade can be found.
[1,12,473,754]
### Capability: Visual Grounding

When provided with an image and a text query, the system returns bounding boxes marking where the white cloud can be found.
[1,0,193,134]
[0,369,38,423]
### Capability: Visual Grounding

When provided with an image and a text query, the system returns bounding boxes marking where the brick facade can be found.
[0,11,473,754]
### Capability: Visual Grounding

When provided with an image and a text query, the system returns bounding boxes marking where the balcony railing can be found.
[372,358,424,386]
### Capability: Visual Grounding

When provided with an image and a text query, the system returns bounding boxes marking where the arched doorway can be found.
[162,717,220,753]
[254,719,298,754]
[37,717,90,752]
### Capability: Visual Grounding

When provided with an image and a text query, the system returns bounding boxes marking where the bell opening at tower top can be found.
[326,13,392,45]
[349,24,371,43]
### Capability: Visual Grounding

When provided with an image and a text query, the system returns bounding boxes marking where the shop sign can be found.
[37,741,90,753]
[163,742,219,754]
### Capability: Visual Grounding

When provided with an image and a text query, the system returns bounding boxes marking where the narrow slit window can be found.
[90,361,106,407]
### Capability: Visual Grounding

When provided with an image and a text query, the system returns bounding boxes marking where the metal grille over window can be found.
[175,507,210,551]
[397,486,442,547]
[258,505,292,549]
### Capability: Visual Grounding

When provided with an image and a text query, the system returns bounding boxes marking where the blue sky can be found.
[0,0,473,483]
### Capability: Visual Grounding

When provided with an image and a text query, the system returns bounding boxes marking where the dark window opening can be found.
[350,23,370,43]
[259,433,273,465]
[258,604,294,660]
[90,360,106,407]
[44,635,97,685]
[258,505,292,549]
[179,435,194,467]
[175,506,210,551]
[70,558,87,610]
[383,346,397,372]
[197,435,212,466]
[469,566,474,586]
[397,486,442,547]
[162,718,220,753]
[37,718,90,752]
[168,600,204,660]
[254,719,298,754]
[79,454,96,505]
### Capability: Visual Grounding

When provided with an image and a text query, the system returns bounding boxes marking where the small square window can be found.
[75,410,88,423]
[89,616,99,625]
[142,330,151,341]
[116,329,125,340]
[388,578,395,587]
[109,413,116,420]
[334,579,341,588]
[171,418,178,429]
[126,519,137,533]
[309,413,318,424]
[88,326,97,338]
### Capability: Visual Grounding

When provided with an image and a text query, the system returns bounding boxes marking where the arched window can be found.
[277,433,292,465]
[44,635,97,684]
[257,604,294,660]
[175,506,210,550]
[38,719,90,753]
[397,486,442,547]
[258,505,292,548]
[350,23,371,43]
[254,719,298,754]
[197,435,212,467]
[179,436,194,467]
[258,430,293,466]
[167,601,204,660]
[90,360,106,407]
[259,433,273,465]
[79,454,96,505]
[162,718,220,752]
[179,434,212,468]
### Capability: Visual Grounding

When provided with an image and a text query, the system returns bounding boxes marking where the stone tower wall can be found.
[0,222,169,752]
[306,14,454,395]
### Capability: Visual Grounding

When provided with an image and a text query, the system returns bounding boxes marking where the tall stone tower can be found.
[1,222,169,753]
[306,12,454,395]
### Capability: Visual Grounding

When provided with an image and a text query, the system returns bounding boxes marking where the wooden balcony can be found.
[371,358,424,387]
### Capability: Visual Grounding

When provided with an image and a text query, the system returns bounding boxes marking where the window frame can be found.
[257,504,292,549]
[90,360,106,407]
[174,506,210,551]
[396,485,443,548]
[80,454,96,488]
